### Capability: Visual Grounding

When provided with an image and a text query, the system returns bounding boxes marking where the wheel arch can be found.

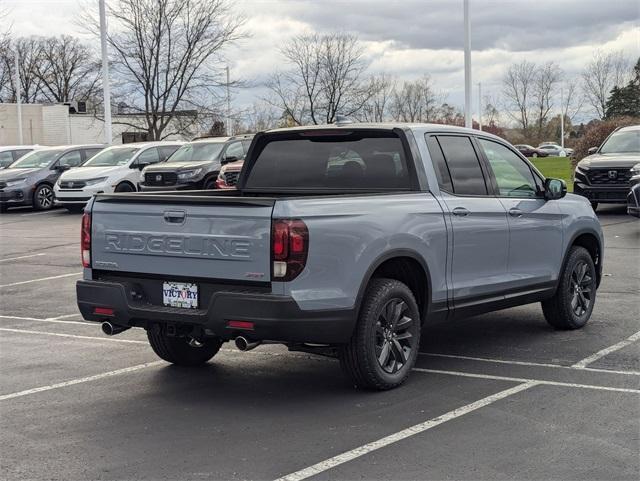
[355,250,432,324]
[115,180,137,192]
[565,229,603,287]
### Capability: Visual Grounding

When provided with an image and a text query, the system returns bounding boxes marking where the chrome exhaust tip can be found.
[235,336,261,352]
[101,321,130,336]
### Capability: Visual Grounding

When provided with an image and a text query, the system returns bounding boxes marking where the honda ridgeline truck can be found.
[77,124,603,390]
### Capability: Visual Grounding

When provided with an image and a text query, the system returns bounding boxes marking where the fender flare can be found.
[561,228,603,288]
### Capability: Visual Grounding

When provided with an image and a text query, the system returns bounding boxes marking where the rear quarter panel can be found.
[273,193,448,312]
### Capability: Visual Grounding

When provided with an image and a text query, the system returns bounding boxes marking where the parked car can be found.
[77,123,603,391]
[0,145,42,169]
[627,163,640,217]
[0,144,104,212]
[140,135,253,191]
[216,158,243,189]
[514,144,549,158]
[574,125,640,210]
[537,143,574,157]
[54,142,182,212]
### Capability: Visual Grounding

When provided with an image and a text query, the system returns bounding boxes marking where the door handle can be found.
[163,210,186,224]
[508,208,523,217]
[452,207,470,217]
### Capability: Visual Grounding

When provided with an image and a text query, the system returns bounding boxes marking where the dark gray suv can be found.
[0,144,104,212]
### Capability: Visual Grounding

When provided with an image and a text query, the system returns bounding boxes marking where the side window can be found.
[436,136,487,196]
[0,151,14,167]
[136,148,160,165]
[224,142,244,160]
[478,139,538,198]
[13,149,33,161]
[158,145,179,161]
[425,135,453,192]
[83,148,103,161]
[241,139,253,153]
[58,150,83,167]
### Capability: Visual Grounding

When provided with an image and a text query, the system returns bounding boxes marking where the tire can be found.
[147,329,222,366]
[33,184,55,210]
[0,204,7,213]
[65,205,84,214]
[590,202,598,211]
[542,246,597,330]
[203,177,217,190]
[339,278,421,390]
[532,152,538,158]
[115,182,135,193]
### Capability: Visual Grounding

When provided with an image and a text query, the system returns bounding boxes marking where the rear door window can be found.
[244,132,412,191]
[435,136,487,195]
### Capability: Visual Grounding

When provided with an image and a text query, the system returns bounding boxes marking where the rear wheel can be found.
[542,246,596,330]
[147,329,222,366]
[339,278,421,390]
[115,182,135,193]
[33,184,54,210]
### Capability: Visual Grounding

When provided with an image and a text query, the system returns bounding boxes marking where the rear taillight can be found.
[81,212,91,268]
[272,219,308,281]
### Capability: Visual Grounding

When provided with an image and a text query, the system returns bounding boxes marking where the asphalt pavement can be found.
[0,204,638,481]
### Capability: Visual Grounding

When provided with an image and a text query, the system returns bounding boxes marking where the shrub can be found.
[572,116,639,166]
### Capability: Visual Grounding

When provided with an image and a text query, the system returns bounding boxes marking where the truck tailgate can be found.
[90,195,274,282]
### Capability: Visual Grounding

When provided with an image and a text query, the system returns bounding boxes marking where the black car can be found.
[514,144,549,158]
[574,125,640,210]
[0,144,104,212]
[627,163,640,217]
[140,135,253,191]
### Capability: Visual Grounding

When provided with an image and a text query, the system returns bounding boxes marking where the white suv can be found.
[54,141,182,212]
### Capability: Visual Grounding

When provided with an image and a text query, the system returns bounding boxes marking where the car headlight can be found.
[177,168,203,180]
[5,178,27,186]
[84,177,108,186]
[575,160,591,174]
[631,163,640,176]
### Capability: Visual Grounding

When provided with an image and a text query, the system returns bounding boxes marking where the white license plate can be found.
[162,281,198,309]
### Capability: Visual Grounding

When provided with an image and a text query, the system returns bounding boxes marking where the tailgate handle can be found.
[163,210,186,224]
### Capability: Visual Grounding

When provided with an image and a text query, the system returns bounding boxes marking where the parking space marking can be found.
[50,313,82,320]
[19,209,64,217]
[0,327,147,344]
[274,381,538,481]
[572,330,640,369]
[0,271,82,288]
[414,368,640,394]
[0,314,91,326]
[0,253,46,263]
[420,352,640,376]
[0,361,164,401]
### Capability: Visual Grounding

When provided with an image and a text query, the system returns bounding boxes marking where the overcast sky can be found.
[3,0,639,119]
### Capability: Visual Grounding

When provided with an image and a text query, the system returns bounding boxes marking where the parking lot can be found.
[0,205,638,481]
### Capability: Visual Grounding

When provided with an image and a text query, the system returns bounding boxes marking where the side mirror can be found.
[221,155,239,166]
[587,147,598,155]
[136,162,149,171]
[544,178,567,200]
[54,164,71,172]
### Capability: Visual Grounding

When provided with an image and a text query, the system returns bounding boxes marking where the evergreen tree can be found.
[605,57,640,118]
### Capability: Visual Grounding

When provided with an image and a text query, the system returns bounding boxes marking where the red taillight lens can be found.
[81,212,91,268]
[271,219,309,281]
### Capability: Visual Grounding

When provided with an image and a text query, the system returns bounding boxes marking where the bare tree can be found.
[582,50,630,119]
[502,60,537,130]
[390,75,442,122]
[35,35,100,104]
[560,81,583,122]
[358,73,395,122]
[532,61,562,134]
[80,0,244,140]
[0,37,46,103]
[266,33,371,125]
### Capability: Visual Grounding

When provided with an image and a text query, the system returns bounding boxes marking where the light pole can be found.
[463,0,472,128]
[477,82,482,131]
[226,66,232,136]
[560,87,565,149]
[99,0,112,144]
[14,48,23,144]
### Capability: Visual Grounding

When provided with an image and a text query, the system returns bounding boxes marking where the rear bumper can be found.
[573,182,629,204]
[77,279,355,344]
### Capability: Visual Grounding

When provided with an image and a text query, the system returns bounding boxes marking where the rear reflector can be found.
[93,307,114,316]
[227,320,254,330]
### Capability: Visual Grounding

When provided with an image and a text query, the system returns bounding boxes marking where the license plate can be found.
[162,281,198,309]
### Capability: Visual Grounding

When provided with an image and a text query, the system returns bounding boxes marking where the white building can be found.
[0,103,193,146]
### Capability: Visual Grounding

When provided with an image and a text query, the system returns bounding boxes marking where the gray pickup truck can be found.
[77,124,603,390]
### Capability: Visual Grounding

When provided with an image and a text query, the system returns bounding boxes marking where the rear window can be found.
[244,132,412,192]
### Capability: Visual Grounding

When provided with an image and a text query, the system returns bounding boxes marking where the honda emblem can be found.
[155,174,162,181]
[608,170,618,179]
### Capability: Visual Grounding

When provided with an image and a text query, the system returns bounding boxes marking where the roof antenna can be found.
[335,114,354,127]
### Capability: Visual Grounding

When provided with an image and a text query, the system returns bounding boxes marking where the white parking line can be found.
[0,327,146,344]
[414,368,640,394]
[0,314,91,326]
[420,352,640,376]
[49,313,82,320]
[274,381,538,481]
[0,253,46,263]
[20,209,62,217]
[572,330,640,369]
[0,271,82,288]
[0,361,164,401]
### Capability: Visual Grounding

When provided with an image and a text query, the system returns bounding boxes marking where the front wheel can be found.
[542,246,596,330]
[203,177,217,190]
[147,330,222,366]
[115,182,135,193]
[33,184,55,210]
[339,278,421,390]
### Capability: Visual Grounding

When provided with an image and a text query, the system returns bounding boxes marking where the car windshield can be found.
[8,150,62,169]
[168,143,225,162]
[600,130,640,154]
[83,147,140,167]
